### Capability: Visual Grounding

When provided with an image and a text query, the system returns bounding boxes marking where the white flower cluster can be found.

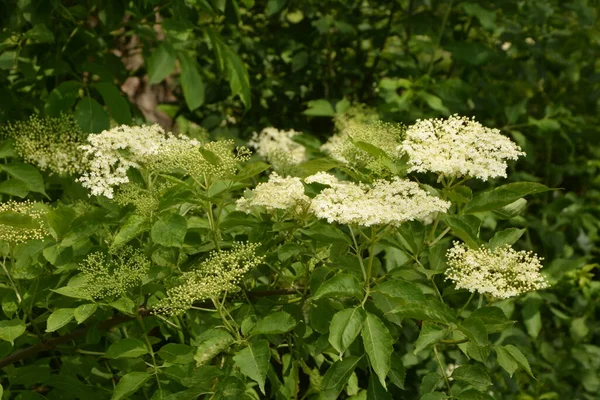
[399,115,525,181]
[153,242,264,315]
[78,124,249,198]
[445,242,548,299]
[308,173,450,227]
[78,125,174,198]
[237,172,450,227]
[321,120,404,172]
[249,127,307,172]
[236,173,310,215]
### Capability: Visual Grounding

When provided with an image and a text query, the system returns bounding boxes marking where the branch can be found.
[0,288,303,369]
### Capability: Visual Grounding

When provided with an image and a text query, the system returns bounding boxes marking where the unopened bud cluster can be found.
[2,115,86,175]
[79,246,150,299]
[153,242,264,315]
[249,127,307,173]
[0,200,48,243]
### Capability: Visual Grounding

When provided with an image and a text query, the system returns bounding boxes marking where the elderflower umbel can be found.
[236,172,311,215]
[399,115,525,181]
[78,124,250,198]
[321,119,404,172]
[249,127,307,172]
[2,115,87,175]
[0,200,49,243]
[308,173,451,227]
[78,124,169,198]
[445,242,548,299]
[153,242,264,315]
[79,246,150,299]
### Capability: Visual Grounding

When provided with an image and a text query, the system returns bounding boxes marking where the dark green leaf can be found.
[46,308,75,332]
[113,214,148,248]
[95,82,132,125]
[362,312,393,389]
[111,371,151,400]
[451,365,492,391]
[75,96,110,133]
[0,319,26,344]
[414,322,448,355]
[469,307,513,333]
[312,273,362,301]
[147,44,177,85]
[45,81,81,117]
[179,53,205,111]
[463,182,552,214]
[303,99,335,116]
[389,352,406,389]
[367,371,392,399]
[250,311,296,335]
[74,303,97,324]
[105,338,149,359]
[233,339,270,394]
[0,180,29,198]
[321,356,361,400]
[1,163,46,195]
[151,212,187,247]
[224,46,251,108]
[504,344,534,378]
[460,317,488,346]
[329,307,366,354]
[158,343,194,364]
[488,228,525,250]
[444,215,481,249]
[194,329,234,366]
[494,345,518,377]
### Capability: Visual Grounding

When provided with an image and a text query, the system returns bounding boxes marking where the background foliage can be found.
[0,0,599,399]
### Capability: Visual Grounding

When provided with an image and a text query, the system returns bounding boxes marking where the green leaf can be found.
[457,389,494,400]
[421,393,449,400]
[460,317,489,346]
[233,339,270,394]
[367,371,392,400]
[249,311,296,335]
[112,214,148,248]
[0,211,39,229]
[389,352,406,389]
[147,44,177,85]
[312,273,362,301]
[488,228,525,250]
[390,299,457,324]
[151,212,187,247]
[0,319,26,344]
[1,163,46,195]
[194,329,235,366]
[233,161,270,181]
[494,345,518,377]
[265,0,287,16]
[321,356,361,400]
[95,82,132,125]
[158,343,194,364]
[469,307,513,333]
[46,308,75,332]
[443,215,481,249]
[295,157,343,177]
[361,312,393,389]
[111,371,151,400]
[462,3,496,29]
[414,322,448,355]
[45,81,81,117]
[451,365,492,391]
[224,46,251,108]
[74,303,97,324]
[75,96,110,133]
[179,53,205,111]
[521,295,542,338]
[504,344,534,378]
[303,99,335,117]
[109,297,136,315]
[329,307,366,355]
[418,92,449,114]
[0,180,29,198]
[105,338,148,359]
[374,279,425,302]
[300,221,350,244]
[24,24,54,43]
[278,243,304,262]
[463,182,552,214]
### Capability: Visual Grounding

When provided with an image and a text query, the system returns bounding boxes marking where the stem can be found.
[137,314,162,393]
[458,292,475,317]
[211,296,241,342]
[440,338,469,345]
[427,0,454,75]
[434,345,453,396]
[361,226,378,307]
[430,227,451,247]
[349,226,367,280]
[2,256,21,303]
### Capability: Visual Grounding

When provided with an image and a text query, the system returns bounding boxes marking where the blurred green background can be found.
[1,0,599,398]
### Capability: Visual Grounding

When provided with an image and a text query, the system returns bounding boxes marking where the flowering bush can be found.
[0,114,559,399]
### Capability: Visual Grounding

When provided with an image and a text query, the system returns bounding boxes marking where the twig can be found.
[0,289,303,368]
